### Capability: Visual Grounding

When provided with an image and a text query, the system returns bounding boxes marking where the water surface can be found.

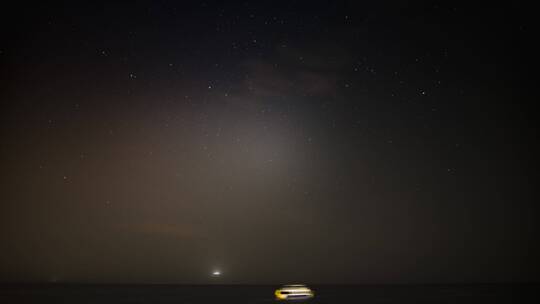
[0,284,534,303]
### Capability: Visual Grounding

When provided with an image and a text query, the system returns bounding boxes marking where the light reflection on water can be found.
[0,284,531,304]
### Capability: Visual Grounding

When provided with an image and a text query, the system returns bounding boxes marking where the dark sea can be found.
[0,284,536,303]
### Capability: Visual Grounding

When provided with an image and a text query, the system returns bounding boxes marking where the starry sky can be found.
[1,2,538,284]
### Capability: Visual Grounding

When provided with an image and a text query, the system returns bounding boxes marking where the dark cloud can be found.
[241,44,349,100]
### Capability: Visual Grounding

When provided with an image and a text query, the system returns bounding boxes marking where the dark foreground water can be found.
[0,284,536,303]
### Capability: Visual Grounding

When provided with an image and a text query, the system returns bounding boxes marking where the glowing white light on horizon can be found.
[212,270,221,276]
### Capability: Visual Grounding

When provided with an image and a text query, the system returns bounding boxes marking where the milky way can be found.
[1,2,537,284]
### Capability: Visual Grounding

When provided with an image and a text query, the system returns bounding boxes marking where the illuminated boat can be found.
[275,284,314,300]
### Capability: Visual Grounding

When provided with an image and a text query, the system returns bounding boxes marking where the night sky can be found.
[1,2,538,284]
